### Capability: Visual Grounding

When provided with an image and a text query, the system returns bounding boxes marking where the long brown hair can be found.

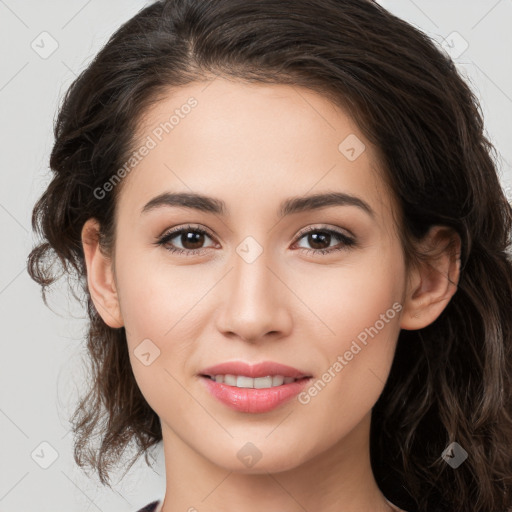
[27,1,512,510]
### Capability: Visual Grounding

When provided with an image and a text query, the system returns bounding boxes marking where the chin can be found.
[205,441,309,474]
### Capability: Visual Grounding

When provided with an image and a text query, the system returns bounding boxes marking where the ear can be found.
[81,218,124,328]
[400,225,461,330]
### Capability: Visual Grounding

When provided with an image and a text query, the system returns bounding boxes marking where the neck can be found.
[159,411,395,512]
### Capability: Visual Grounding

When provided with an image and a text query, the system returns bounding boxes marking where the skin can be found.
[81,78,461,512]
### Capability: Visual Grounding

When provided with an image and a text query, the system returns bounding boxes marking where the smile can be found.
[202,374,306,389]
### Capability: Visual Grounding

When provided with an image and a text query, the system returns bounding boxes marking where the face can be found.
[94,78,411,473]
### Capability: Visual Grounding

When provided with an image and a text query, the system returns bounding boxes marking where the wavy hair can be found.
[27,1,512,510]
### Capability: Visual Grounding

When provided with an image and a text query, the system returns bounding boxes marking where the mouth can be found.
[200,374,311,389]
[198,372,313,413]
[199,360,312,385]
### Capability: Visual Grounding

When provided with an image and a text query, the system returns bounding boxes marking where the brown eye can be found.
[294,227,356,255]
[156,225,216,256]
[177,230,206,250]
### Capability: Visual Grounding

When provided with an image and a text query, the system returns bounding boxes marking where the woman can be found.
[27,0,512,511]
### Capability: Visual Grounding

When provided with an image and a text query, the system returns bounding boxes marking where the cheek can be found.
[292,243,405,350]
[293,247,404,420]
[115,249,215,407]
[115,245,210,340]
[296,304,401,449]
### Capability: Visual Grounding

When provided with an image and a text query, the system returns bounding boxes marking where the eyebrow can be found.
[141,191,375,219]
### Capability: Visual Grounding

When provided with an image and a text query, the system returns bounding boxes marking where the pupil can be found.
[183,231,204,249]
[309,232,330,249]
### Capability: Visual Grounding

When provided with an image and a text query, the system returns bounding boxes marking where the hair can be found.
[27,0,512,510]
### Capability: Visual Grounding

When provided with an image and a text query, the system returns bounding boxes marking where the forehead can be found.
[117,78,396,227]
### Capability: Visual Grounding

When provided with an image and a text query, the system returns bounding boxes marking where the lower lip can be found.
[200,376,312,413]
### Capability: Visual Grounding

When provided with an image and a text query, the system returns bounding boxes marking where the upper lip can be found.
[199,361,312,379]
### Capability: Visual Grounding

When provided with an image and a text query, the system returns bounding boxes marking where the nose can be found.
[215,247,293,343]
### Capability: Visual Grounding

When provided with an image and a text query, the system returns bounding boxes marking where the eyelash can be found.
[154,224,356,257]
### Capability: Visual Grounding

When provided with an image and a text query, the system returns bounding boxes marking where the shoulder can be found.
[135,500,161,512]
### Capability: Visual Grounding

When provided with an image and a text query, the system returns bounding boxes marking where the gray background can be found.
[1,1,511,511]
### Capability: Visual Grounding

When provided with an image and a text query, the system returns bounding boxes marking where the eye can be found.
[293,226,356,255]
[155,224,217,256]
[154,224,356,257]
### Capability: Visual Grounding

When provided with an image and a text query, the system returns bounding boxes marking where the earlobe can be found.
[81,218,124,328]
[400,226,461,331]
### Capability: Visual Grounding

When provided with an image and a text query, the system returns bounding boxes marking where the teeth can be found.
[210,374,298,388]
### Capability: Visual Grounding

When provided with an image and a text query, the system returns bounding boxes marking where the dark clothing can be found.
[135,500,161,512]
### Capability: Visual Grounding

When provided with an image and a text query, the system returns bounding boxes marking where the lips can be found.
[200,376,312,413]
[199,360,312,379]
